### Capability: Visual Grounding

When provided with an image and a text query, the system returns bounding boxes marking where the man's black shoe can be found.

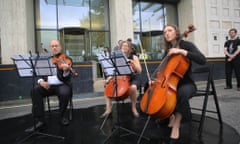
[25,121,46,133]
[60,117,69,126]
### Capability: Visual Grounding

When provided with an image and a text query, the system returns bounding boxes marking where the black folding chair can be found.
[46,93,73,121]
[190,63,223,136]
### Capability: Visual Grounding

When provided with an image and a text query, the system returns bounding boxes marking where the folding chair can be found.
[46,93,73,121]
[190,63,223,136]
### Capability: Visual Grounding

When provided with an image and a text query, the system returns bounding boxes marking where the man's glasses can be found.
[50,45,59,48]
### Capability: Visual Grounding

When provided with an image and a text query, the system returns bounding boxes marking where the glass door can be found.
[59,27,88,62]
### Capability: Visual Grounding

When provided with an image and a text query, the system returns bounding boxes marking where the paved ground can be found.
[0,79,240,137]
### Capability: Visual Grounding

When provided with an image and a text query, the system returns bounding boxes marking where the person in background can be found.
[127,38,138,55]
[113,40,123,51]
[101,41,142,118]
[26,40,73,132]
[103,47,110,57]
[223,28,240,91]
[139,48,149,60]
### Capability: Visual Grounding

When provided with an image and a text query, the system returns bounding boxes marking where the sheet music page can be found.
[97,54,115,76]
[11,53,57,77]
[11,54,33,77]
[35,59,56,76]
[117,65,133,75]
[18,69,33,77]
[111,51,133,75]
[47,75,63,85]
[115,57,127,66]
[14,60,31,69]
[97,52,133,76]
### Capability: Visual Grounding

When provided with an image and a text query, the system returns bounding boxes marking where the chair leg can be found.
[47,96,51,113]
[211,81,223,125]
[69,99,73,121]
[213,93,223,124]
[198,94,209,136]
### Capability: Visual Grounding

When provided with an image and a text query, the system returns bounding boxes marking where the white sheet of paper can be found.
[47,75,63,85]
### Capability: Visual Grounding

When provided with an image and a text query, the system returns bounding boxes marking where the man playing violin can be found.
[26,40,73,132]
[162,24,206,142]
[101,40,142,118]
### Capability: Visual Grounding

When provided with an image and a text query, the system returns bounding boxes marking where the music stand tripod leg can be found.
[100,104,113,130]
[137,115,151,144]
[17,130,65,144]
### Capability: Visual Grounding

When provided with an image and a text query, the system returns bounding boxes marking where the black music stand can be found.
[97,51,133,128]
[98,51,149,143]
[11,53,65,144]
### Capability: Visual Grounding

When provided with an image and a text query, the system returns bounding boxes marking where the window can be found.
[35,0,57,29]
[35,0,110,62]
[0,29,1,64]
[36,30,58,54]
[58,0,90,29]
[132,0,178,60]
[90,0,109,30]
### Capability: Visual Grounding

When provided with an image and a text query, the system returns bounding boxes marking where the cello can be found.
[140,24,196,120]
[104,75,131,101]
[104,50,135,101]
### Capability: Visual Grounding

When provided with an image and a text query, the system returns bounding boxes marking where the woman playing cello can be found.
[100,40,142,118]
[161,24,206,141]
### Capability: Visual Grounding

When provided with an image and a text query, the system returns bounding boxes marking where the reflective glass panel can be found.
[59,28,88,62]
[90,31,110,56]
[90,0,109,30]
[58,0,90,29]
[36,30,58,53]
[133,1,177,60]
[133,2,164,32]
[35,0,57,29]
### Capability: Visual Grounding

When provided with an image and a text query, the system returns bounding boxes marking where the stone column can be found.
[0,0,35,64]
[109,0,134,50]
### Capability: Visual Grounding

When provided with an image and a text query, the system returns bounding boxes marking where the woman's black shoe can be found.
[25,121,46,133]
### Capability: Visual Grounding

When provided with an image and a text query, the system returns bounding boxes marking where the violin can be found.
[140,24,196,120]
[51,53,78,77]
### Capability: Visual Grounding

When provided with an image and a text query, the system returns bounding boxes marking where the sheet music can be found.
[97,54,115,76]
[11,54,33,77]
[35,59,57,76]
[11,53,56,77]
[17,69,33,77]
[47,75,63,85]
[97,51,133,76]
[111,51,133,75]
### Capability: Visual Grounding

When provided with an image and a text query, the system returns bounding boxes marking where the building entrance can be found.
[60,27,89,62]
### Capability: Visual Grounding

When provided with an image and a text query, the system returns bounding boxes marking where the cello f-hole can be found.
[161,77,166,88]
